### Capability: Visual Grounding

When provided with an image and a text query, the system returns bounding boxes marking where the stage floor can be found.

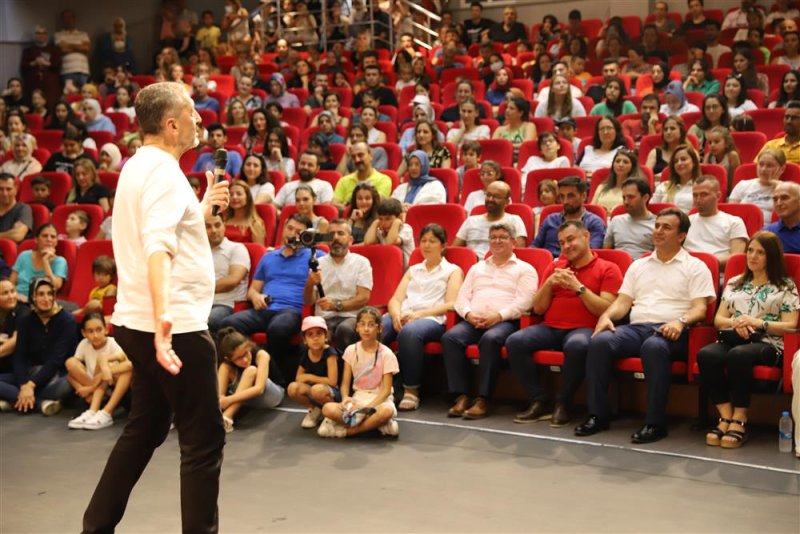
[2,401,799,533]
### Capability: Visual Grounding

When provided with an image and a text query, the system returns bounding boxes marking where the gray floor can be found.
[2,401,799,534]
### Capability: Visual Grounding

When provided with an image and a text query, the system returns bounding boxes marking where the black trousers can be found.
[696,341,780,408]
[82,326,226,534]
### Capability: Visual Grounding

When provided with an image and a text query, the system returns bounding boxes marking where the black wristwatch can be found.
[334,299,343,312]
[576,285,587,296]
[761,320,769,332]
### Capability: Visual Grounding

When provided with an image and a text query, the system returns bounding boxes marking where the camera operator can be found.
[303,219,373,349]
[219,214,319,376]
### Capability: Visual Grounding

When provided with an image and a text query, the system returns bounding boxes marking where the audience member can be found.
[652,144,701,212]
[274,151,334,208]
[55,9,91,89]
[0,173,32,244]
[705,20,732,68]
[757,101,800,164]
[20,26,62,108]
[579,116,626,176]
[488,7,527,43]
[43,128,97,174]
[332,142,392,211]
[206,214,250,332]
[192,124,243,176]
[728,148,784,222]
[764,181,800,253]
[647,116,689,178]
[576,208,716,443]
[1,134,41,181]
[508,220,622,426]
[444,222,538,419]
[364,198,414,267]
[603,178,656,259]
[67,158,111,213]
[452,181,527,257]
[621,94,661,144]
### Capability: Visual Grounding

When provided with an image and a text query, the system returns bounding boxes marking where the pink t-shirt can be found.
[342,341,399,394]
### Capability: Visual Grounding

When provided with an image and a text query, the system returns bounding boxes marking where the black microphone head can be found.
[213,148,228,168]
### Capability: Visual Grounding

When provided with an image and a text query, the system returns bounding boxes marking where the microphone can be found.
[211,148,228,217]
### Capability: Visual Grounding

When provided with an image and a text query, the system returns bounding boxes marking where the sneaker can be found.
[223,415,234,433]
[378,419,399,437]
[40,400,62,416]
[68,409,98,429]
[83,410,114,430]
[301,407,323,429]
[0,399,12,413]
[317,417,346,438]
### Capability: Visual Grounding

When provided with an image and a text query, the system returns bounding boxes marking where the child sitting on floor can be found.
[216,327,285,433]
[65,313,132,430]
[287,316,341,429]
[318,306,400,438]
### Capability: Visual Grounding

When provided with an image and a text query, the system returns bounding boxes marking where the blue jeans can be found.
[506,325,593,406]
[0,370,72,407]
[586,323,688,425]
[208,304,233,333]
[381,315,446,389]
[442,320,518,398]
[62,72,89,88]
[219,307,301,359]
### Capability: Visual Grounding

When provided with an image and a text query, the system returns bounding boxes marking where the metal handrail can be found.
[405,1,441,50]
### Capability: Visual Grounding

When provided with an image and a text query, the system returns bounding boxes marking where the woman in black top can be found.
[68,158,111,213]
[0,279,27,374]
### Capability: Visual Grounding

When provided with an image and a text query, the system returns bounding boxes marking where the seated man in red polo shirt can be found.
[506,220,623,427]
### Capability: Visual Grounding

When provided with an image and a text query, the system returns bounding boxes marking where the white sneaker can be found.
[68,409,97,429]
[379,419,399,437]
[317,417,346,438]
[40,400,62,416]
[223,415,234,433]
[83,410,113,430]
[301,407,323,429]
[0,399,12,412]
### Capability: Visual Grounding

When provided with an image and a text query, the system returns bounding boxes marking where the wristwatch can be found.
[678,316,689,327]
[761,320,769,332]
[576,285,587,296]
[334,299,343,312]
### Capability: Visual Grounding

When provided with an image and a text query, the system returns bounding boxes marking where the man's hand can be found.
[155,315,182,375]
[593,314,616,336]
[658,320,685,341]
[15,384,35,412]
[551,268,582,292]
[391,313,403,332]
[317,297,335,311]
[479,312,502,329]
[251,293,270,311]
[307,271,322,287]
[201,170,231,219]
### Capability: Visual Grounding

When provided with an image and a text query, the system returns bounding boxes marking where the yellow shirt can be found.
[333,169,392,204]
[89,283,116,302]
[756,137,800,164]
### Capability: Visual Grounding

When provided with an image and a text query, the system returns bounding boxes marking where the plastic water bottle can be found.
[779,411,793,453]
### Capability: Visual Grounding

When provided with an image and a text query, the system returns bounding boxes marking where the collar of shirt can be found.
[488,252,519,268]
[778,219,800,231]
[778,136,800,149]
[645,247,688,265]
[565,251,598,272]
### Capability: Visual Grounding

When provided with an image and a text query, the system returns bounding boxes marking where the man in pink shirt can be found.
[443,222,538,419]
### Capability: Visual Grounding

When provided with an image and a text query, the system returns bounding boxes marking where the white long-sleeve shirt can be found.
[111,145,215,334]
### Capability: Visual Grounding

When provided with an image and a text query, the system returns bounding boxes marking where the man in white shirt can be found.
[84,82,229,533]
[452,181,527,257]
[705,20,732,68]
[576,208,716,444]
[684,175,748,268]
[54,9,91,88]
[604,178,655,260]
[304,219,372,349]
[722,0,758,41]
[443,223,538,419]
[206,214,249,332]
[273,150,334,208]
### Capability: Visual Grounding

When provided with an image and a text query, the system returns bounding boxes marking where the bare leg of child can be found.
[89,382,109,412]
[345,405,394,437]
[223,366,257,421]
[66,358,95,401]
[287,382,313,408]
[100,367,132,414]
[309,384,335,406]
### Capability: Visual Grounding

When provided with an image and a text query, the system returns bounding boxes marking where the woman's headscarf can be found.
[404,149,435,204]
[413,102,435,122]
[29,278,62,320]
[14,133,35,160]
[653,61,670,91]
[664,80,687,110]
[100,142,122,170]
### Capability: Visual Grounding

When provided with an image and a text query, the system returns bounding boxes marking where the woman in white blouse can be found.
[519,131,570,194]
[533,74,586,120]
[651,143,701,212]
[578,116,625,176]
[381,223,464,411]
[723,73,758,118]
[445,97,490,152]
[728,148,785,223]
[0,134,41,181]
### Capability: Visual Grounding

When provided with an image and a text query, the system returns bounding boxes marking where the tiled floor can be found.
[2,400,798,533]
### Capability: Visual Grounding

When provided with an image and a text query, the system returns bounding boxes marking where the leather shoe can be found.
[574,415,610,436]
[447,395,470,418]
[631,424,668,444]
[549,402,570,428]
[513,400,552,424]
[462,397,489,419]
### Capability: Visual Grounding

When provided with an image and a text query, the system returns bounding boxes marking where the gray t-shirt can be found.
[604,213,656,260]
[0,202,33,241]
[273,178,334,208]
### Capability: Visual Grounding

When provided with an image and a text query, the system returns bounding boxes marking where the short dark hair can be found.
[641,93,661,106]
[558,175,587,194]
[0,173,14,183]
[289,213,312,229]
[419,223,447,244]
[206,122,225,135]
[603,57,620,67]
[470,1,482,9]
[705,19,721,31]
[621,177,652,197]
[568,9,582,20]
[657,207,691,235]
[92,255,116,277]
[558,219,587,233]
[376,197,403,217]
[30,175,51,188]
[787,100,800,110]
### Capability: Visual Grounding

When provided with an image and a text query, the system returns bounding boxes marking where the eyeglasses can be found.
[489,235,512,242]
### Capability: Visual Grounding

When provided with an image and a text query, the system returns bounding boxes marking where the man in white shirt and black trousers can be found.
[82,82,230,533]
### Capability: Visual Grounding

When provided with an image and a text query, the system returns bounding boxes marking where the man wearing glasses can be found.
[756,101,800,164]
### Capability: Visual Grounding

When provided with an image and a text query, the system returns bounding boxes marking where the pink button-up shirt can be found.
[455,253,539,321]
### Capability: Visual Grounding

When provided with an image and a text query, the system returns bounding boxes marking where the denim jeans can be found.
[0,369,71,407]
[381,315,445,388]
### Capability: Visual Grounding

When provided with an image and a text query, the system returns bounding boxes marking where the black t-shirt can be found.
[353,86,398,109]
[44,152,97,174]
[74,183,111,206]
[441,103,487,123]
[488,22,527,44]
[299,345,339,382]
[464,18,495,44]
[0,202,32,240]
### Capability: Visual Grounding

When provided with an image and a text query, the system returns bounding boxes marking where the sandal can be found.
[720,419,748,449]
[398,392,420,411]
[706,418,731,447]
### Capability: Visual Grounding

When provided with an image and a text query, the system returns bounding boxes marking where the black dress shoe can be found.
[574,415,610,436]
[631,424,668,444]
[513,400,552,424]
[549,402,570,428]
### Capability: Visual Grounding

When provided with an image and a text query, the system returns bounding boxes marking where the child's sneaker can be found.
[223,415,234,433]
[83,410,113,430]
[40,400,62,416]
[379,419,399,437]
[0,399,13,412]
[317,417,346,438]
[68,409,97,429]
[301,407,323,429]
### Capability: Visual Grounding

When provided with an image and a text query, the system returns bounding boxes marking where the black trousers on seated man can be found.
[82,326,225,534]
[585,323,688,425]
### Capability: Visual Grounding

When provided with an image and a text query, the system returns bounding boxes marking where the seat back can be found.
[593,248,633,276]
[0,238,18,266]
[731,131,767,165]
[522,168,587,207]
[18,171,71,206]
[409,246,478,275]
[743,108,786,139]
[349,245,404,308]
[428,168,459,204]
[65,240,114,304]
[254,203,278,247]
[476,139,514,167]
[273,204,339,247]
[406,203,466,246]
[52,204,105,240]
[242,242,267,285]
[30,129,63,153]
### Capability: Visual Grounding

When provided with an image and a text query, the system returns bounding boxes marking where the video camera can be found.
[287,229,333,248]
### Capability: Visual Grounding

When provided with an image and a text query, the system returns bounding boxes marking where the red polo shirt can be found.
[541,253,623,329]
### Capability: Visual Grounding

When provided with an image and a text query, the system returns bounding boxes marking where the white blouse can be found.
[401,258,460,324]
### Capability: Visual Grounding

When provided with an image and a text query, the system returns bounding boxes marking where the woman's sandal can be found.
[706,418,731,446]
[720,419,748,449]
[398,392,420,411]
